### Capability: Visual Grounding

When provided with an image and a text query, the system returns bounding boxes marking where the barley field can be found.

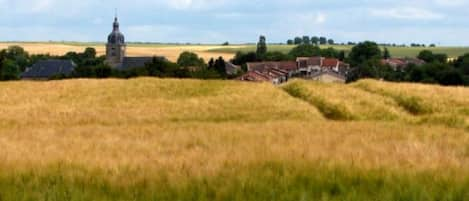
[0,78,469,200]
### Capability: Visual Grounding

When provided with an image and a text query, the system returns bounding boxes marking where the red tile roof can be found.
[321,58,339,67]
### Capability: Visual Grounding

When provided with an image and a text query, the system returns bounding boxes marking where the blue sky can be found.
[0,0,467,45]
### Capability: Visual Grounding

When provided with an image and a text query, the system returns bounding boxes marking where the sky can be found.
[0,0,467,45]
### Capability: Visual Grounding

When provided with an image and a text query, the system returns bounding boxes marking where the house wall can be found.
[312,74,346,83]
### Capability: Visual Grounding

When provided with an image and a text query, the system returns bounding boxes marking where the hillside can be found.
[209,44,469,58]
[0,78,469,200]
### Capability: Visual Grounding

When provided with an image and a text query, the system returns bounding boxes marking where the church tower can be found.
[106,16,126,68]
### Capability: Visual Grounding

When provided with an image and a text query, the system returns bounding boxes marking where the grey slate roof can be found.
[21,59,76,79]
[116,56,166,71]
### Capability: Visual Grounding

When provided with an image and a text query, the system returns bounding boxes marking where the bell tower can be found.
[106,15,126,68]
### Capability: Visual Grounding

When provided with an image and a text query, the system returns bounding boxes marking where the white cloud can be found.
[315,12,326,24]
[370,7,444,20]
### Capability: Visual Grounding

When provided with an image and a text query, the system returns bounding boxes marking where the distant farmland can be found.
[0,42,236,62]
[209,44,469,58]
[2,42,469,63]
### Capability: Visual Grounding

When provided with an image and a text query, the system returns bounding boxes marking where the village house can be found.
[381,58,425,70]
[21,59,76,80]
[239,57,350,84]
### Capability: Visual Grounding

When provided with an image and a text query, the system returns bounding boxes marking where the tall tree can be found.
[288,44,321,58]
[311,36,319,45]
[319,37,327,45]
[302,36,311,45]
[294,37,303,45]
[383,48,391,59]
[287,39,294,45]
[327,39,335,45]
[177,52,205,67]
[348,41,382,66]
[256,35,267,57]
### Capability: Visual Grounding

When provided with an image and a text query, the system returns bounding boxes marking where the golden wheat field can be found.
[1,78,469,200]
[0,78,467,175]
[0,42,237,62]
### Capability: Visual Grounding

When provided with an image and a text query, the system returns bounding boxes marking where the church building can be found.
[105,16,161,70]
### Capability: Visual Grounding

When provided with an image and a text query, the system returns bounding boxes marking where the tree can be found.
[338,51,346,61]
[83,47,97,59]
[288,44,321,58]
[327,39,335,45]
[302,36,311,45]
[383,48,391,59]
[294,37,303,45]
[454,53,469,74]
[264,51,291,61]
[287,39,294,45]
[222,42,229,46]
[319,37,327,45]
[320,47,340,58]
[177,51,205,67]
[94,64,112,78]
[417,50,447,63]
[417,50,434,63]
[214,57,227,77]
[348,41,382,66]
[438,69,464,86]
[0,59,19,80]
[256,35,267,57]
[232,51,258,65]
[311,36,319,45]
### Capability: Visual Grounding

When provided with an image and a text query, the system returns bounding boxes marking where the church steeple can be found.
[106,13,126,68]
[113,17,119,31]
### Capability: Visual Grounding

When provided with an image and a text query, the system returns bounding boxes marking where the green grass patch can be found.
[0,162,468,201]
[282,82,355,120]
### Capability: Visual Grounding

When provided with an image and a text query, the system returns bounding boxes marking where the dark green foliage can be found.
[294,37,302,45]
[177,51,205,68]
[208,57,227,78]
[383,48,391,59]
[311,36,319,45]
[232,51,258,65]
[288,44,321,58]
[256,36,268,58]
[321,47,340,58]
[302,36,311,45]
[264,51,291,61]
[95,64,113,78]
[417,50,447,63]
[327,39,334,45]
[319,37,327,45]
[348,41,382,66]
[286,40,294,45]
[0,59,19,80]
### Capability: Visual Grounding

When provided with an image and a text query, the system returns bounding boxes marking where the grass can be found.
[208,44,469,58]
[0,78,469,199]
[1,162,469,201]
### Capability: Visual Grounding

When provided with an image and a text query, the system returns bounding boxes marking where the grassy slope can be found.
[209,44,469,58]
[0,78,469,200]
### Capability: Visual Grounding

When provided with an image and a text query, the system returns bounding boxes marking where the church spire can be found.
[113,9,119,31]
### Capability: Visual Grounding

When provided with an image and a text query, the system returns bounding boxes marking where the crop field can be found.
[0,78,469,200]
[209,44,469,58]
[3,42,469,63]
[0,42,236,62]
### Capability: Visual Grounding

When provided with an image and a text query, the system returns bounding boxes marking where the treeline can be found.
[0,46,234,81]
[347,41,469,86]
[287,36,334,45]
